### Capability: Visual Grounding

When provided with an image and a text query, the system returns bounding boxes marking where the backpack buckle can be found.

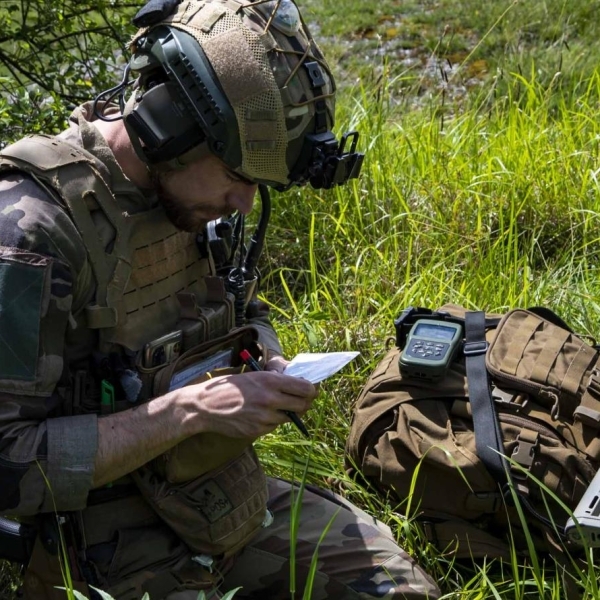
[491,386,529,409]
[419,520,440,547]
[511,431,539,469]
[463,341,488,356]
[587,369,600,399]
[573,406,600,430]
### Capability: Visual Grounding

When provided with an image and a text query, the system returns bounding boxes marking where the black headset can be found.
[124,26,242,169]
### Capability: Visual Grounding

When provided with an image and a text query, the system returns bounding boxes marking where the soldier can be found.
[0,0,441,598]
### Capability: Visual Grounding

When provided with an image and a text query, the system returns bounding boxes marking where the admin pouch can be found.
[132,446,268,559]
[148,324,264,483]
[132,325,269,559]
[346,305,600,558]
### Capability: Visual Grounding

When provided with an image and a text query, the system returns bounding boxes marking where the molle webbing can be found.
[0,135,216,353]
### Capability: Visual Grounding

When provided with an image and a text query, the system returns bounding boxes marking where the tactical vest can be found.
[0,133,234,356]
[0,126,269,597]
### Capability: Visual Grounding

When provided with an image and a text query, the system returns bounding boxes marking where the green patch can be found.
[0,262,43,380]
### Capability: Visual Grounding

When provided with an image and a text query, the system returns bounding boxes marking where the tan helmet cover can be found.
[130,0,336,186]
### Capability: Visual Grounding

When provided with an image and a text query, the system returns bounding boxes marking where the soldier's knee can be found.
[345,555,441,600]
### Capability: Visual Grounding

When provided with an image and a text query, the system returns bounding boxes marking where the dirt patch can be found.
[313,17,487,108]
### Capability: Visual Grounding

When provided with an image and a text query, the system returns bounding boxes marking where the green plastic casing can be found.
[399,319,463,381]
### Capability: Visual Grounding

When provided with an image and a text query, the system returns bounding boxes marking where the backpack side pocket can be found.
[486,309,599,420]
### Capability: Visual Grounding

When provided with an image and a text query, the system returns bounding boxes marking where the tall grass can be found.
[258,52,600,599]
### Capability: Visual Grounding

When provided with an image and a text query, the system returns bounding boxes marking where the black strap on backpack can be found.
[464,311,509,485]
[464,311,571,537]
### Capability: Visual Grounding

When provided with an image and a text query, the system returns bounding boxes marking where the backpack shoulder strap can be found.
[1,135,129,331]
[0,134,92,170]
[464,310,509,485]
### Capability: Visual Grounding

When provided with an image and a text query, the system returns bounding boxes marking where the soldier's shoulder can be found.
[0,170,86,271]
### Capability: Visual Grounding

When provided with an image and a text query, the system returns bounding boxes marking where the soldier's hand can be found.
[186,371,317,439]
[265,355,289,373]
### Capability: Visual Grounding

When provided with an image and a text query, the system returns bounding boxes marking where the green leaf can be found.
[89,586,118,600]
[55,589,90,600]
[220,588,243,600]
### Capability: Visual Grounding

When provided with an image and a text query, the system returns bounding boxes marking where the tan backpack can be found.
[346,305,600,558]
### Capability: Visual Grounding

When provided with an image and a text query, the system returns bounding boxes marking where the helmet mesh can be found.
[132,0,334,185]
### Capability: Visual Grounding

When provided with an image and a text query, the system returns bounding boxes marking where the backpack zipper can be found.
[488,367,561,418]
[497,411,561,441]
[488,366,559,404]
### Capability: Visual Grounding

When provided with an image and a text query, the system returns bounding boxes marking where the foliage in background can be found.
[2,0,600,597]
[0,0,140,142]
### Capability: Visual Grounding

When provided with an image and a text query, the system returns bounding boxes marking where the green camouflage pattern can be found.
[221,477,441,599]
[0,171,98,514]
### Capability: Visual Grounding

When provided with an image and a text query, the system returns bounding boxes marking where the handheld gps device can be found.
[399,319,463,381]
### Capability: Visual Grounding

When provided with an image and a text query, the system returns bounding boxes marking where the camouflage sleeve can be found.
[246,298,283,359]
[0,172,98,515]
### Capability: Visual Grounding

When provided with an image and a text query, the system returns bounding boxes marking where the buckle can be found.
[511,431,539,469]
[588,369,600,399]
[574,406,600,430]
[491,386,529,409]
[419,521,439,547]
[463,341,488,356]
[492,386,515,404]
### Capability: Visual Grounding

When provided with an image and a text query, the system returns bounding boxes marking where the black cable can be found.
[92,64,132,121]
[243,184,271,280]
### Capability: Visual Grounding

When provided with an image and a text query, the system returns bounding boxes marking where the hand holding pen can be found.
[239,349,310,438]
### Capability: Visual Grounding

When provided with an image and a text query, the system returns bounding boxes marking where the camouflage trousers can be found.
[168,477,440,600]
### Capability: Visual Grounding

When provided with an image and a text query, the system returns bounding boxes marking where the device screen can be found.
[413,322,457,341]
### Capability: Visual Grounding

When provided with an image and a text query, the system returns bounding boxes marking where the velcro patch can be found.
[195,479,234,523]
[0,262,44,380]
[202,28,270,106]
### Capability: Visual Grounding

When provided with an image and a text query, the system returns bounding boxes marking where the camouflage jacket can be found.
[0,104,281,516]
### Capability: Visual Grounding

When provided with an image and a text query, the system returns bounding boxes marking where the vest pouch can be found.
[178,318,206,352]
[151,326,263,483]
[486,309,600,419]
[175,285,236,353]
[132,447,268,559]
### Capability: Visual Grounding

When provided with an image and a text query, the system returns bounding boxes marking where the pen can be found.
[239,349,310,438]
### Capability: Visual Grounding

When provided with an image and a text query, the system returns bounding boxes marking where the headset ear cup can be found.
[124,82,204,163]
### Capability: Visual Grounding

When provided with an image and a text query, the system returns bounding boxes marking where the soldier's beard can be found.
[151,170,209,233]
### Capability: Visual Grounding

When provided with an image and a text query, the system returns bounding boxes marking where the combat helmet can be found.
[107,0,363,190]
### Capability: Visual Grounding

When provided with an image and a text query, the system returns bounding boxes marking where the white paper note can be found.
[283,351,360,383]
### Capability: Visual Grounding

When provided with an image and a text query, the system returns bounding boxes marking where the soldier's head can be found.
[118,0,362,191]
